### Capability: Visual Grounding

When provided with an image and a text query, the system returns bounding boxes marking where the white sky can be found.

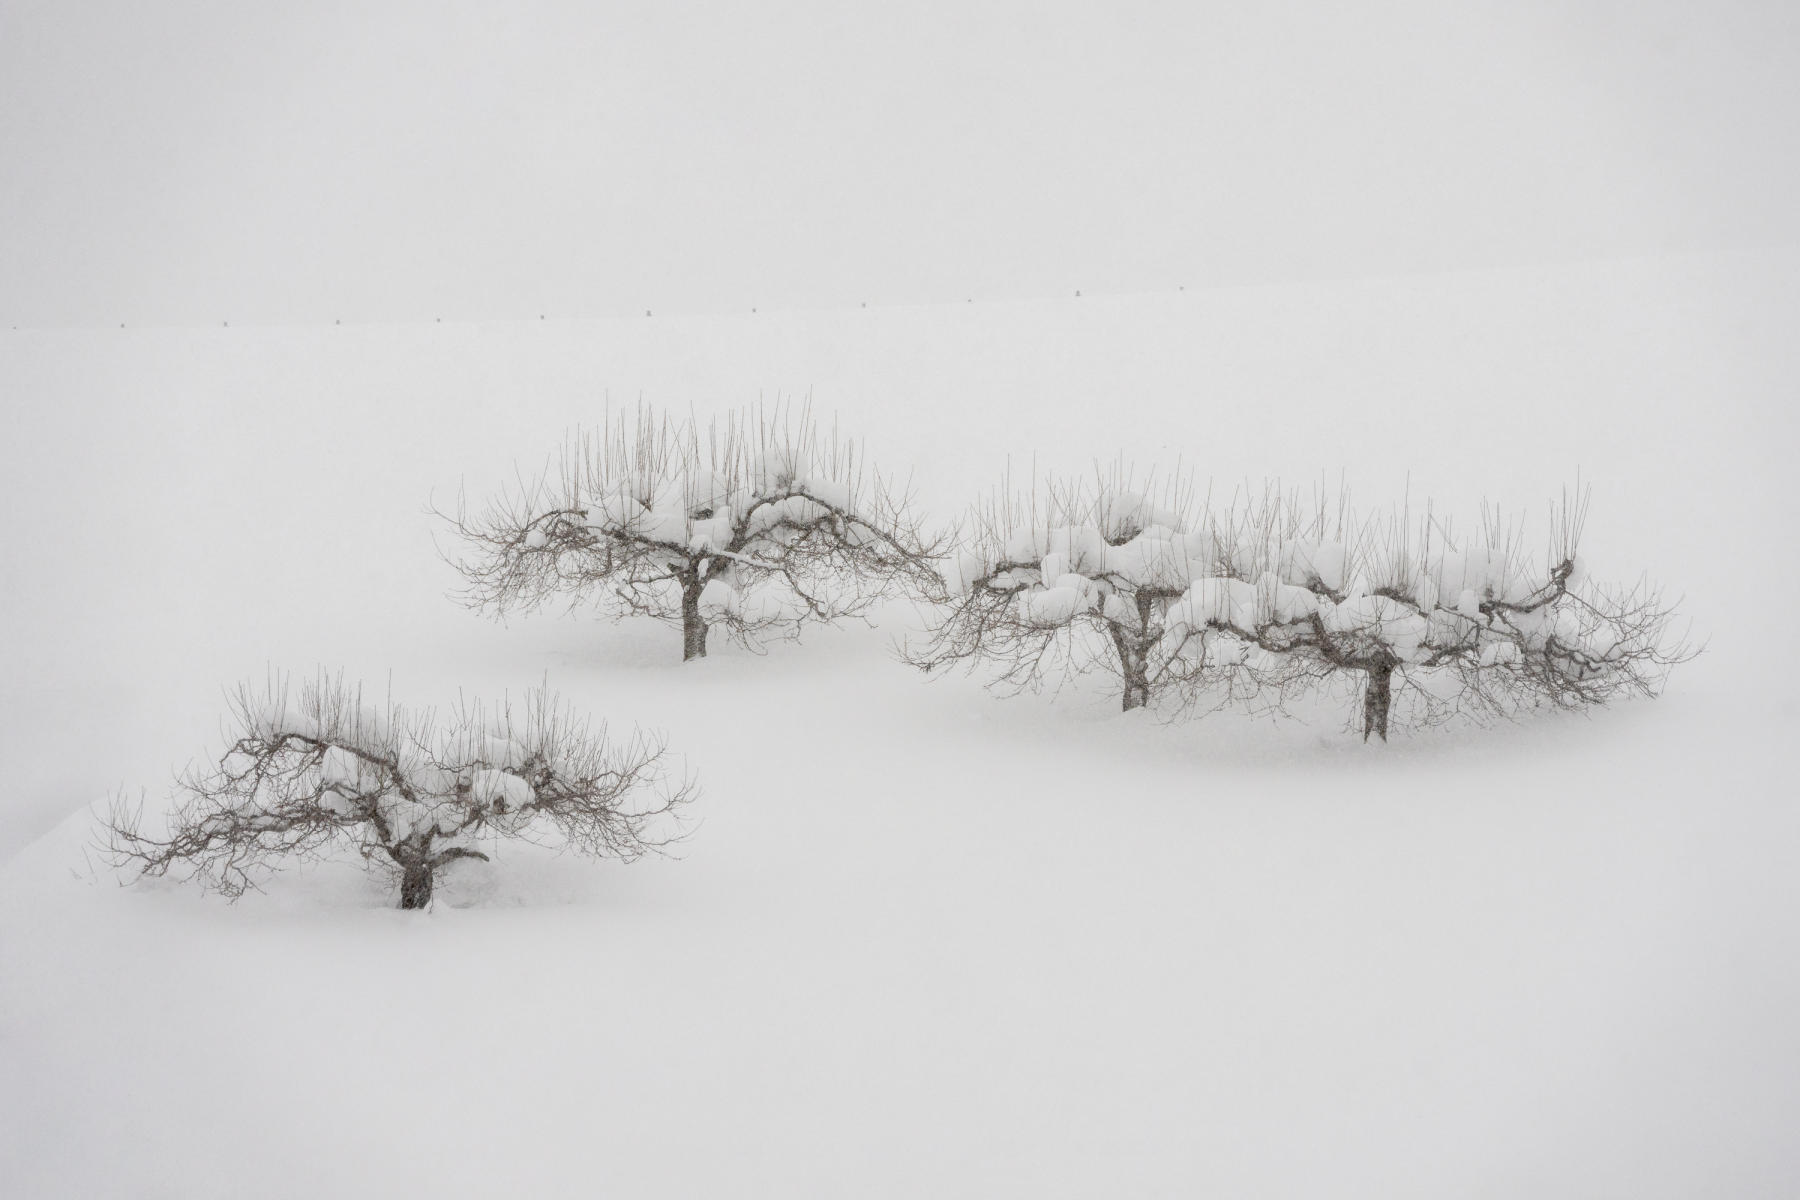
[3,0,1796,327]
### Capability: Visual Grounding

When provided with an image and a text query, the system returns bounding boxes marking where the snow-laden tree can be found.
[442,405,945,660]
[904,468,1242,712]
[104,676,692,908]
[1157,489,1690,740]
[911,473,1688,738]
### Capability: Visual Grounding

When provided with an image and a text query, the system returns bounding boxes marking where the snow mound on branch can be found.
[686,512,734,552]
[1093,490,1183,542]
[377,795,463,841]
[1102,591,1138,627]
[1428,548,1530,605]
[1271,580,1321,622]
[585,485,644,533]
[1278,541,1347,592]
[802,478,853,512]
[483,736,528,769]
[1003,524,1106,572]
[1166,576,1263,633]
[1020,584,1093,626]
[592,453,866,535]
[947,551,986,595]
[316,746,373,818]
[1325,595,1432,660]
[584,483,706,535]
[1099,530,1202,590]
[585,457,866,555]
[1001,528,1034,564]
[320,746,380,794]
[1046,523,1111,571]
[1158,572,1328,637]
[744,494,831,536]
[1005,521,1212,591]
[638,482,690,544]
[682,467,738,516]
[470,769,534,812]
[250,697,322,741]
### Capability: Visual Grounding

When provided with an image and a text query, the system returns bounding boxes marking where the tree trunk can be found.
[399,861,434,909]
[1121,659,1150,711]
[681,582,709,661]
[1362,664,1394,742]
[1109,621,1151,712]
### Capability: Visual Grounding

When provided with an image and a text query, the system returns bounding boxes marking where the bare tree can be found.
[104,676,693,908]
[1157,486,1693,740]
[912,473,1689,738]
[903,465,1245,712]
[440,404,945,660]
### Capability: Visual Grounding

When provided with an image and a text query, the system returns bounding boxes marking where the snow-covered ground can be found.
[3,251,1797,1197]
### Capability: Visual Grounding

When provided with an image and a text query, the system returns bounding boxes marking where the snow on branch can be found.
[102,673,694,908]
[438,402,947,660]
[912,473,1691,736]
[1155,485,1692,738]
[906,462,1270,713]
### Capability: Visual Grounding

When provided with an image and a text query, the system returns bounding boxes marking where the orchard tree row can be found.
[105,402,1690,910]
[442,403,1689,742]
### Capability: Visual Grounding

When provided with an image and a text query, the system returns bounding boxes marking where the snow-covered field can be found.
[3,252,1797,1197]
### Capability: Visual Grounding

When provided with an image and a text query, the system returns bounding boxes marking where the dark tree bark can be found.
[680,578,709,661]
[1120,647,1150,712]
[1107,622,1151,712]
[399,861,434,909]
[1121,662,1149,711]
[105,679,694,912]
[1362,663,1394,742]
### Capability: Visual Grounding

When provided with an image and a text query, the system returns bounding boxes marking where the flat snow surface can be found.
[3,254,1797,1197]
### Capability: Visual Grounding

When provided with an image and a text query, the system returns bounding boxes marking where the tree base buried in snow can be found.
[101,674,694,909]
[438,401,946,662]
[907,470,1693,740]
